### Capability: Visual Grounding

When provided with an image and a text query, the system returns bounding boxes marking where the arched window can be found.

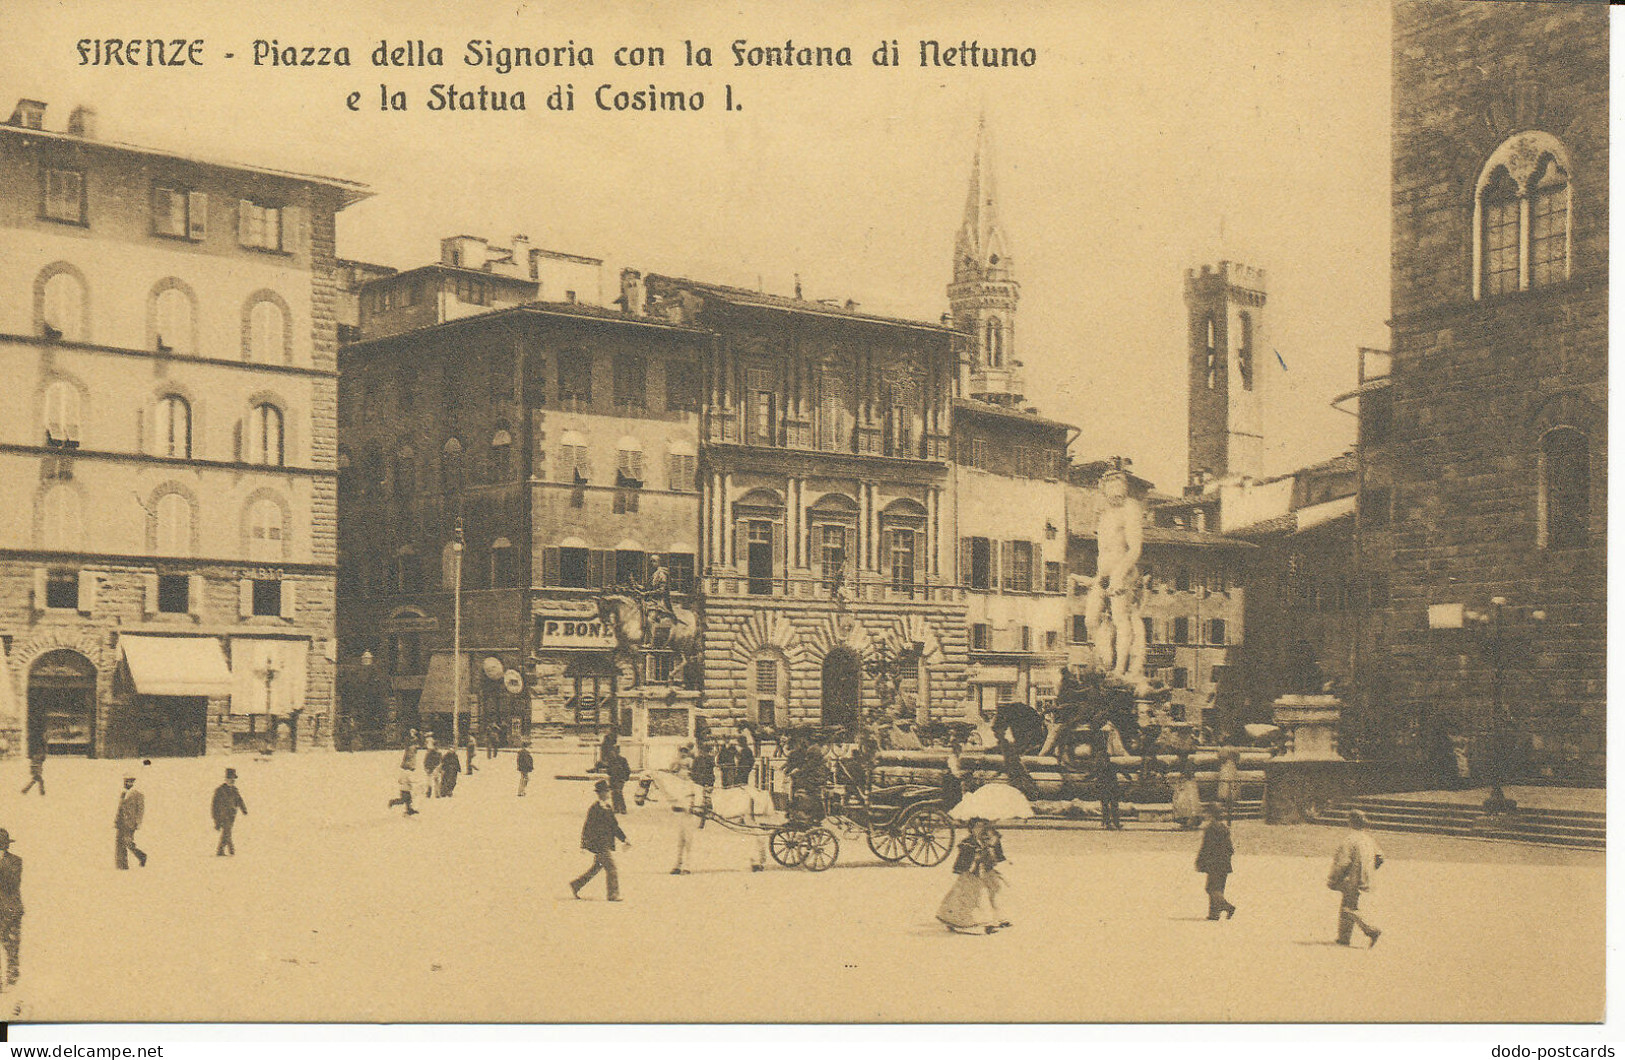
[247,497,285,561]
[156,493,192,556]
[248,299,286,363]
[985,317,1003,367]
[1237,312,1255,392]
[1474,132,1573,300]
[43,380,81,443]
[247,403,284,466]
[490,537,516,588]
[489,425,513,483]
[41,270,85,341]
[440,437,464,494]
[40,485,82,549]
[1539,427,1588,551]
[154,287,193,353]
[156,395,191,458]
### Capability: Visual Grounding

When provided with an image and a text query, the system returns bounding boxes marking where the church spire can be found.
[948,116,1022,404]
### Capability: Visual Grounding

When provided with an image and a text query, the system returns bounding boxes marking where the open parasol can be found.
[950,782,1035,822]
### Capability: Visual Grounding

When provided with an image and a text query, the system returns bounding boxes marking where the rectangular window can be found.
[750,390,777,446]
[157,573,190,614]
[970,438,989,470]
[1020,626,1032,652]
[1010,541,1033,592]
[1531,182,1568,287]
[1174,568,1192,593]
[667,453,697,492]
[154,186,207,241]
[491,547,517,589]
[1044,561,1063,594]
[43,167,85,224]
[1071,615,1089,644]
[614,550,645,589]
[890,529,915,592]
[251,579,282,617]
[1142,617,1156,645]
[454,278,492,306]
[1208,619,1227,645]
[1043,450,1062,480]
[971,623,991,651]
[238,200,284,251]
[1045,630,1059,651]
[561,444,589,483]
[1172,667,1189,690]
[665,553,695,595]
[557,353,592,405]
[665,364,699,412]
[558,547,591,588]
[820,525,848,591]
[995,684,1014,704]
[613,355,647,410]
[1172,617,1190,644]
[45,568,78,610]
[968,537,991,590]
[612,488,640,515]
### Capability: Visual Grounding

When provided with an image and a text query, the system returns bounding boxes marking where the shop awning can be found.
[230,638,310,715]
[966,665,1019,685]
[418,652,471,715]
[120,636,233,697]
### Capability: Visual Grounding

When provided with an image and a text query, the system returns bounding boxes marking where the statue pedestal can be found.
[1271,695,1345,761]
[1264,695,1347,825]
[618,688,701,773]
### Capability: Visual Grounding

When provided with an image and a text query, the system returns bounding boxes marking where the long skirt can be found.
[936,871,1006,932]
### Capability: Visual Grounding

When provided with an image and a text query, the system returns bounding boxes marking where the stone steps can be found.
[1316,797,1605,851]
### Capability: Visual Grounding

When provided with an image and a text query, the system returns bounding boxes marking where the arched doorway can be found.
[28,649,96,755]
[820,647,862,733]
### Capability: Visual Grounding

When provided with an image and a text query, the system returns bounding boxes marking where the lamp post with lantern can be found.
[451,520,465,750]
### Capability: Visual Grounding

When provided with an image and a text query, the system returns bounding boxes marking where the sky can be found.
[0,0,1393,491]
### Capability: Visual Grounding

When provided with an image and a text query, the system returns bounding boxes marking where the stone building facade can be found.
[0,98,367,756]
[1359,1,1607,783]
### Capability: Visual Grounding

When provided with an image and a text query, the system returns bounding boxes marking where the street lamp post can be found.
[452,520,465,751]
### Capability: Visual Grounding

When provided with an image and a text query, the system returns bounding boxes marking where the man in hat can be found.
[0,829,21,985]
[570,780,629,901]
[211,768,249,856]
[114,773,146,869]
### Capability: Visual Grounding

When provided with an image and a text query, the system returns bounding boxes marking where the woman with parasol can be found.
[935,818,1010,935]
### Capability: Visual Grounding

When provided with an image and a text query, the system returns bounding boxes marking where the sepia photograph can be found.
[0,0,1607,1036]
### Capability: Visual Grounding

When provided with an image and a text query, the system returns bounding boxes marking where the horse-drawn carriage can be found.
[766,781,957,872]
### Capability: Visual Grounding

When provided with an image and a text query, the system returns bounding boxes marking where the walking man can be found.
[423,738,442,799]
[571,780,629,901]
[1329,810,1384,947]
[464,731,478,775]
[19,749,44,797]
[114,773,147,869]
[211,768,249,856]
[1195,803,1237,920]
[606,745,632,815]
[516,746,534,797]
[0,830,21,985]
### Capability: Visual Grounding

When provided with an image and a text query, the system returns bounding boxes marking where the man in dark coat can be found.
[570,780,630,900]
[440,744,462,797]
[211,768,249,856]
[605,747,632,814]
[114,774,147,869]
[0,830,21,984]
[715,740,739,787]
[1094,744,1122,830]
[1195,803,1236,920]
[19,749,44,797]
[734,735,756,789]
[690,743,716,792]
[516,746,534,797]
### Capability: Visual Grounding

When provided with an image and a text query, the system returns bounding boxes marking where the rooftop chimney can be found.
[510,234,536,279]
[67,106,96,138]
[619,268,645,317]
[8,99,45,129]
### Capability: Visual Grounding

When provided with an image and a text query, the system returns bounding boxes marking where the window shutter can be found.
[143,573,159,615]
[771,522,786,576]
[959,537,972,587]
[879,526,893,577]
[542,547,560,587]
[31,567,47,610]
[587,549,606,589]
[1033,541,1044,592]
[187,191,207,240]
[1001,541,1015,590]
[734,521,749,571]
[279,205,303,254]
[280,580,297,620]
[238,199,253,246]
[239,578,254,617]
[189,574,205,615]
[76,569,96,613]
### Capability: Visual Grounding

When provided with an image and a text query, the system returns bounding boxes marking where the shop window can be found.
[157,574,190,614]
[252,579,282,616]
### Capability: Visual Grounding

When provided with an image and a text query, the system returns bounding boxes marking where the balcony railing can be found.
[701,571,963,605]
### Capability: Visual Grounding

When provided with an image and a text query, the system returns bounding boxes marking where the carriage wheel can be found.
[902,808,955,867]
[770,826,808,867]
[801,827,840,872]
[866,823,910,862]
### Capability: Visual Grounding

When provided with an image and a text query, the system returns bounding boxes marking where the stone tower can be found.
[948,118,1023,406]
[1185,261,1267,485]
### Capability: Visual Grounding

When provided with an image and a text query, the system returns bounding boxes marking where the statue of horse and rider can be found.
[594,564,700,687]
